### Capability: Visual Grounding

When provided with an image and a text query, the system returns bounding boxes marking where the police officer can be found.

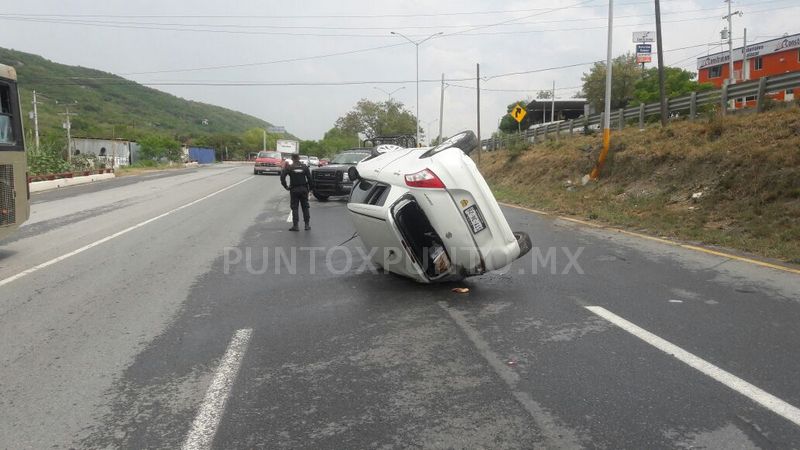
[280,154,314,231]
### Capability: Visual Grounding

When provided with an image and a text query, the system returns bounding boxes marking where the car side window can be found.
[350,179,375,204]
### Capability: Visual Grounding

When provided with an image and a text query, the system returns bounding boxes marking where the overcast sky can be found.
[1,0,797,141]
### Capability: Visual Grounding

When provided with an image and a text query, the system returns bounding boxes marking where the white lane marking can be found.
[183,328,253,450]
[0,176,254,288]
[439,302,583,448]
[586,306,800,428]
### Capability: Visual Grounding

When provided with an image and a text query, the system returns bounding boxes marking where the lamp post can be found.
[373,86,406,100]
[391,31,443,147]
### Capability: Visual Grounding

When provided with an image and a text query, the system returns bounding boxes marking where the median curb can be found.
[29,172,116,193]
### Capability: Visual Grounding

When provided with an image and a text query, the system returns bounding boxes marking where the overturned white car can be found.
[346,131,532,283]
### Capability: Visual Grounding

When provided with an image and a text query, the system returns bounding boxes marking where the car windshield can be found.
[257,151,280,159]
[330,152,368,165]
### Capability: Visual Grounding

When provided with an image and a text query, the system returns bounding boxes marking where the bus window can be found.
[0,84,15,145]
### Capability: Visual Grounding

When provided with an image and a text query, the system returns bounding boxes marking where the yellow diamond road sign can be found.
[511,104,527,123]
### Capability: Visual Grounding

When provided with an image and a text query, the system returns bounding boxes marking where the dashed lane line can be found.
[0,176,254,288]
[182,328,253,450]
[586,306,800,428]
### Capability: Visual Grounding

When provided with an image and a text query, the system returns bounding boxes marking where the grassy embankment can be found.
[479,108,800,263]
[114,161,189,177]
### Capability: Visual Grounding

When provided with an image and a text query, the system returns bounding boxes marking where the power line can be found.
[1,0,792,30]
[3,3,795,40]
[0,1,669,20]
[121,42,408,75]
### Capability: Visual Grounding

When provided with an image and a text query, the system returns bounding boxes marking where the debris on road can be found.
[452,287,470,294]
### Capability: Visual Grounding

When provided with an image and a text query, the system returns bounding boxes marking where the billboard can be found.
[632,31,655,43]
[276,139,299,154]
[697,32,800,69]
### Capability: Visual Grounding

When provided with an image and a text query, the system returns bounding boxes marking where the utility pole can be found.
[588,0,614,182]
[438,73,445,144]
[551,80,556,122]
[723,0,742,85]
[111,125,116,169]
[59,105,77,162]
[476,63,481,165]
[742,27,748,82]
[262,129,266,151]
[654,0,668,126]
[31,90,41,151]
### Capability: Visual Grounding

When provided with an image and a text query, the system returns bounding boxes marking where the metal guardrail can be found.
[482,72,800,150]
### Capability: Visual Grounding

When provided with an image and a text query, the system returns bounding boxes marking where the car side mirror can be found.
[348,166,360,181]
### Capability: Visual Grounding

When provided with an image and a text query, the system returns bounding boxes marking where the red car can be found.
[253,151,284,175]
[319,158,330,166]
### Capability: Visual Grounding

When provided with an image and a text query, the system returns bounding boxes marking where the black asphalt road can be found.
[2,164,799,449]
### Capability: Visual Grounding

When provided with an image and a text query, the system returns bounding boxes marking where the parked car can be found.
[299,155,310,166]
[345,130,531,283]
[310,149,372,201]
[309,156,320,167]
[253,151,283,175]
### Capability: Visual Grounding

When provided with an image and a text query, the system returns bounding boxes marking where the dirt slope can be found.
[479,108,800,263]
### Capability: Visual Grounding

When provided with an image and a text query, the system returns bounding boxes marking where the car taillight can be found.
[404,169,445,189]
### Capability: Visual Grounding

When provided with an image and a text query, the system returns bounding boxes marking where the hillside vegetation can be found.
[479,108,800,263]
[0,47,275,141]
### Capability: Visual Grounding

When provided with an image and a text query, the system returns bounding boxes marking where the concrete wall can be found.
[72,137,132,167]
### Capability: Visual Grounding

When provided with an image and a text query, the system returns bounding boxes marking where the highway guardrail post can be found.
[569,119,574,135]
[639,104,645,130]
[720,83,729,116]
[689,92,697,121]
[756,77,768,112]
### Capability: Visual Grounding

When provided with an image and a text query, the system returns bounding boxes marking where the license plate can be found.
[463,205,486,234]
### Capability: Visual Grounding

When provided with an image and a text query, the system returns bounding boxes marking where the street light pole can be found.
[438,73,445,144]
[373,86,405,100]
[391,31,443,147]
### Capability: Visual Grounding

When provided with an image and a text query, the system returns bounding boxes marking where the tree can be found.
[318,127,360,156]
[633,67,714,105]
[333,99,416,139]
[139,134,181,161]
[536,90,553,99]
[581,53,642,111]
[497,99,534,134]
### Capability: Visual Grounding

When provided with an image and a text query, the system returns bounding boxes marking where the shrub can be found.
[27,143,71,175]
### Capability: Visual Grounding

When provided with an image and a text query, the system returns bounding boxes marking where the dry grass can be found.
[115,163,187,177]
[479,107,800,263]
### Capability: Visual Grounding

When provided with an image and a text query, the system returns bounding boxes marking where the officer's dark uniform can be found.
[280,157,314,231]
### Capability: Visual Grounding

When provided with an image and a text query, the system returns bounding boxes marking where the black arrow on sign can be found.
[514,107,522,118]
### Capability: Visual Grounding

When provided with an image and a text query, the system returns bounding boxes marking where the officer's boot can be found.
[304,221,311,231]
[289,221,299,232]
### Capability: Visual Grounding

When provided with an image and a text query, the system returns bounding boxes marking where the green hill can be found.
[0,47,279,142]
